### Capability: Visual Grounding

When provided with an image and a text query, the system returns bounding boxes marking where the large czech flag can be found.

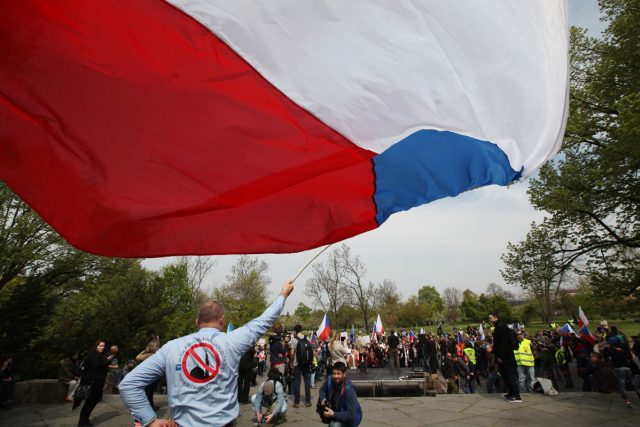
[0,1,569,257]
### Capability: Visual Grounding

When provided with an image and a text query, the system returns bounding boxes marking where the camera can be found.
[316,399,332,424]
[269,329,287,344]
[268,333,281,344]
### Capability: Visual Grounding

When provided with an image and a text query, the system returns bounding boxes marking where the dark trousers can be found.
[498,359,520,398]
[238,369,253,403]
[0,379,15,405]
[293,364,311,404]
[389,348,399,368]
[78,379,104,425]
[487,372,500,393]
[560,365,574,387]
[144,380,157,407]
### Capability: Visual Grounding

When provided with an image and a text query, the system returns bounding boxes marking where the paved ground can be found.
[1,390,638,427]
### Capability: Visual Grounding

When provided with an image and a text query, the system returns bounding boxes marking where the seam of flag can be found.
[161,0,381,235]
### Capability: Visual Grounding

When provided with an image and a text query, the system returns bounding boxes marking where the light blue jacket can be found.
[119,296,285,426]
[252,380,286,415]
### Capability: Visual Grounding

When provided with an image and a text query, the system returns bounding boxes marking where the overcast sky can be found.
[142,0,605,314]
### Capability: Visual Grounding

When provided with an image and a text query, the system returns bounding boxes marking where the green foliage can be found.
[512,301,540,325]
[398,296,432,327]
[459,290,480,322]
[373,279,401,327]
[501,220,572,323]
[459,289,512,323]
[527,0,640,298]
[213,256,270,326]
[478,294,512,322]
[417,285,444,313]
[294,302,313,322]
[0,255,196,379]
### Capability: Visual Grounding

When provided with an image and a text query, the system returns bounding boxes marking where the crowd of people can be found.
[255,314,640,408]
[1,285,638,427]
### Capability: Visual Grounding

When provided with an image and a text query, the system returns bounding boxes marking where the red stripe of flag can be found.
[0,0,377,256]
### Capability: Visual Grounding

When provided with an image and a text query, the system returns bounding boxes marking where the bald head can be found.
[197,301,225,328]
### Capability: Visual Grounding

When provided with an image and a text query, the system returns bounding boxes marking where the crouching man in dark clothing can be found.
[317,362,362,427]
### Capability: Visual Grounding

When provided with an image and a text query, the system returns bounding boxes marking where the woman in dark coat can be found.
[76,340,113,427]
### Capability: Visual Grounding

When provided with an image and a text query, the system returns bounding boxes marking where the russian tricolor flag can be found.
[374,314,385,336]
[558,323,576,335]
[0,1,569,257]
[578,306,590,329]
[316,313,331,342]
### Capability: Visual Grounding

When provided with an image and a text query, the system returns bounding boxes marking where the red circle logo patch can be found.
[181,342,221,384]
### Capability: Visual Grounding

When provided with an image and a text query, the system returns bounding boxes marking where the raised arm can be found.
[229,280,294,357]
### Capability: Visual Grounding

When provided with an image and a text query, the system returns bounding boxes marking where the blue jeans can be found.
[613,367,640,401]
[459,376,471,394]
[293,364,311,404]
[468,376,477,394]
[518,365,535,392]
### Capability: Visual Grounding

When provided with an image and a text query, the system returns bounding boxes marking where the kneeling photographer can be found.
[317,362,362,427]
[252,367,287,425]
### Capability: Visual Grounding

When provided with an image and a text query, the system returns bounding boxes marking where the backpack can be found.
[268,366,283,384]
[296,337,314,366]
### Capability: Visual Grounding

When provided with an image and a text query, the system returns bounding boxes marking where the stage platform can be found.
[347,368,435,397]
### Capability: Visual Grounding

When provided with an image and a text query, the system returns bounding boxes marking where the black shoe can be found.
[507,396,522,403]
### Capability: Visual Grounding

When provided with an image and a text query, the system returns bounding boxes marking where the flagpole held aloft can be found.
[291,244,332,283]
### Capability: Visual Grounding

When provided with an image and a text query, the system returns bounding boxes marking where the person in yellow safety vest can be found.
[514,330,535,392]
[463,346,476,365]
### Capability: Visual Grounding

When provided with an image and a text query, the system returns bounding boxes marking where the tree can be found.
[442,287,461,323]
[294,302,313,322]
[478,293,513,322]
[305,249,349,328]
[372,279,402,327]
[177,256,216,309]
[336,244,375,332]
[501,220,572,323]
[0,181,99,292]
[527,1,640,298]
[213,256,270,326]
[459,290,482,322]
[398,296,432,327]
[513,300,541,325]
[417,285,444,313]
[373,279,401,310]
[31,259,193,378]
[485,282,514,301]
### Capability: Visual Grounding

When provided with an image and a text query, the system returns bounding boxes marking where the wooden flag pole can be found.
[291,244,333,283]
